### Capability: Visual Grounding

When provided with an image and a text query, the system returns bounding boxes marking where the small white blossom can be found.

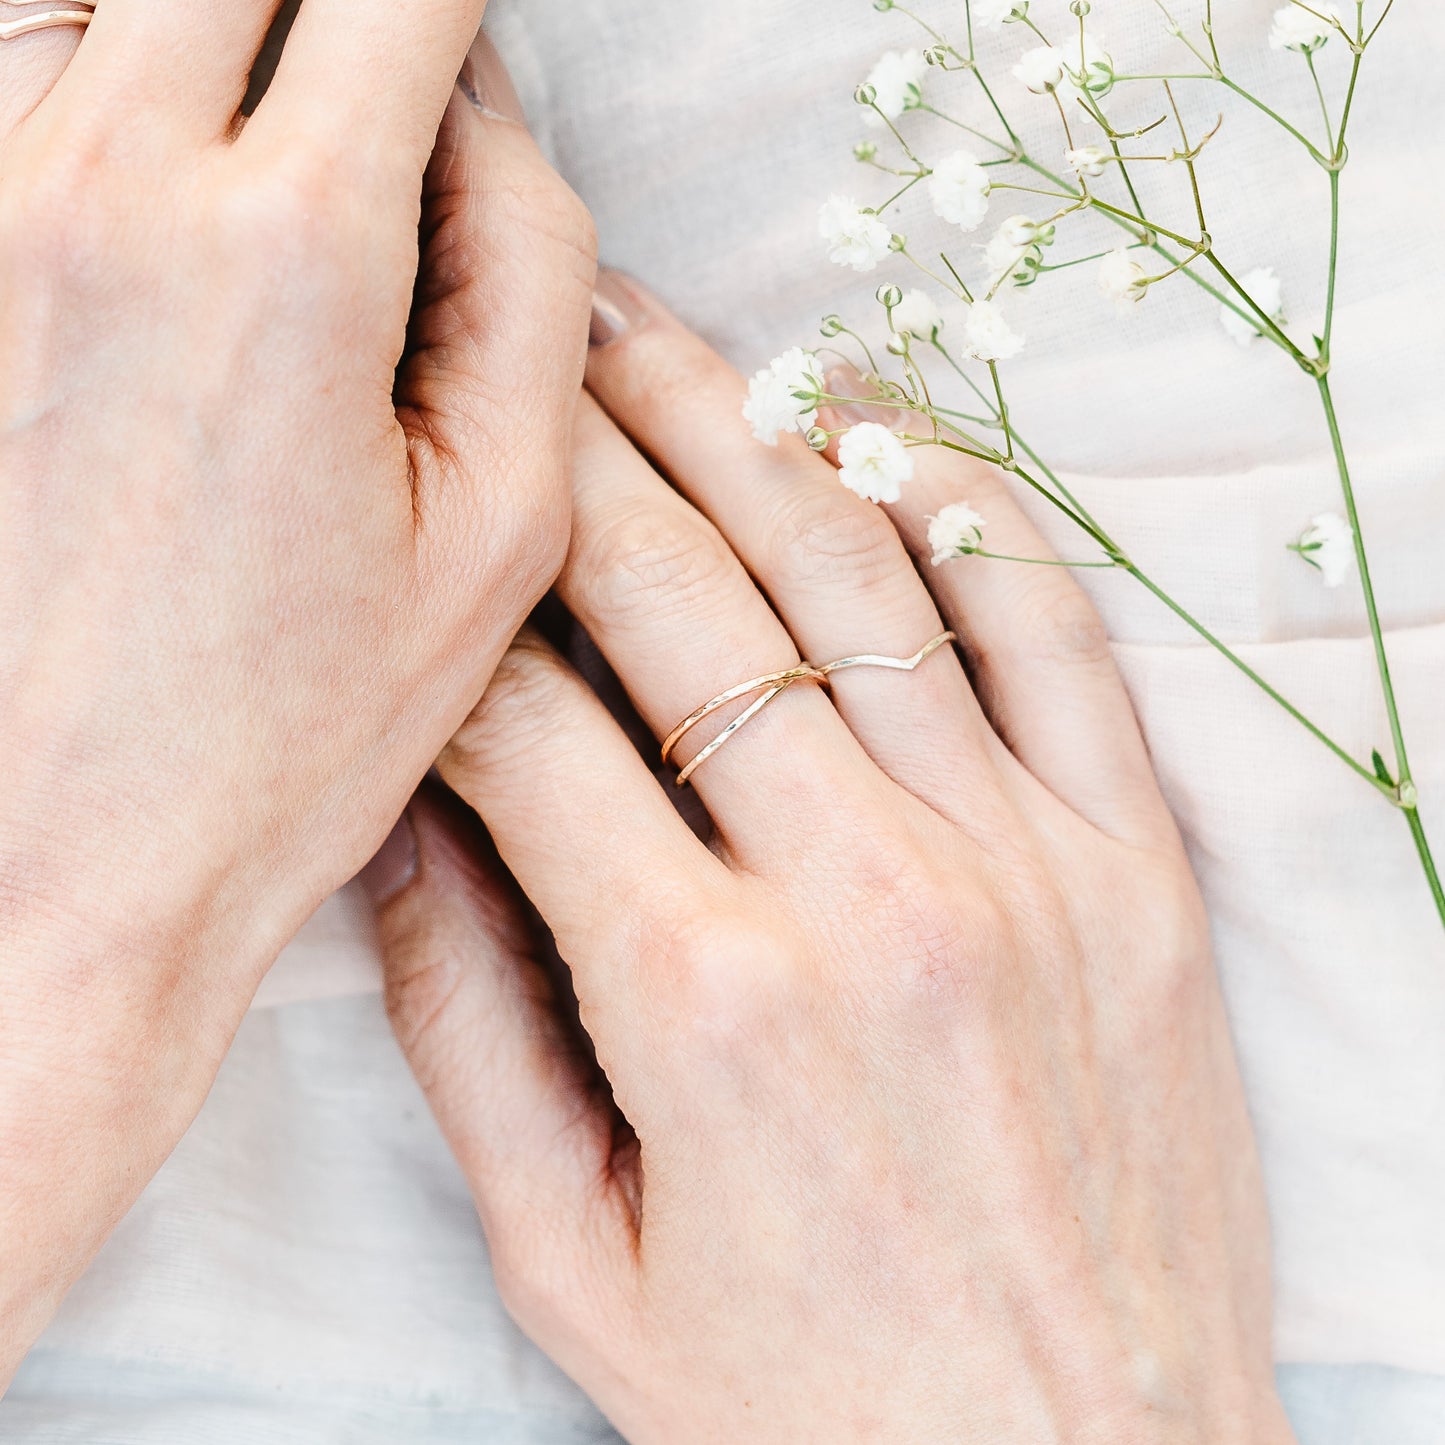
[819,195,893,272]
[1067,144,1110,178]
[1269,3,1341,52]
[1291,511,1355,588]
[891,288,944,340]
[837,422,915,504]
[1013,45,1067,93]
[1220,267,1285,347]
[928,503,988,564]
[973,0,1026,25]
[861,49,928,128]
[1066,37,1116,95]
[1098,248,1149,308]
[928,149,992,232]
[964,299,1024,361]
[742,347,826,445]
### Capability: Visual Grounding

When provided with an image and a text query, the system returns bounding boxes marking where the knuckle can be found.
[770,487,906,594]
[1017,583,1113,668]
[576,506,738,626]
[1,146,115,282]
[447,636,571,775]
[645,906,789,1046]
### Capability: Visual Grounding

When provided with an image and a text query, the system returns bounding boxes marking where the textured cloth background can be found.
[6,1,1444,1437]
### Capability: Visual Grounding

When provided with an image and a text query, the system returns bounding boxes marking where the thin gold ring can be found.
[661,664,826,787]
[661,630,957,787]
[0,2,94,42]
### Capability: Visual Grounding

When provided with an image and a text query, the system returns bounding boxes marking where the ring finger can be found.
[0,0,89,136]
[561,394,875,860]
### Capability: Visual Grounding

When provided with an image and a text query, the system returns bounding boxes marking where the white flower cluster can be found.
[1220,268,1286,347]
[837,422,914,504]
[1292,511,1355,588]
[860,48,928,128]
[1269,3,1342,53]
[742,347,824,445]
[927,503,988,564]
[1097,249,1149,309]
[928,149,992,233]
[818,196,893,273]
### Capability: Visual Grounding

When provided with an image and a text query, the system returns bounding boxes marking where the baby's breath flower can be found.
[1290,511,1355,587]
[1098,249,1149,308]
[1013,45,1068,93]
[964,299,1024,361]
[1269,3,1341,52]
[928,149,992,232]
[819,195,894,272]
[927,503,987,563]
[861,49,928,128]
[1220,267,1285,347]
[1066,144,1110,178]
[983,215,1053,287]
[1066,37,1116,95]
[837,422,915,504]
[891,287,944,340]
[742,347,825,445]
[973,0,1027,25]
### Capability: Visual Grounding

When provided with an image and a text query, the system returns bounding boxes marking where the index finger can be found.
[248,0,490,168]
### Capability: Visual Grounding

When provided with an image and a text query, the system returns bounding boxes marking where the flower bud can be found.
[872,0,895,10]
[1069,0,1091,13]
[805,427,832,451]
[876,282,904,308]
[886,331,910,355]
[889,232,908,252]
[854,83,878,108]
[854,140,879,163]
[819,314,845,338]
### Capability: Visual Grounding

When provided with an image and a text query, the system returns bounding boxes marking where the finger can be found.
[437,628,725,988]
[561,395,875,854]
[891,443,1170,841]
[398,71,596,608]
[250,0,489,170]
[586,272,1002,809]
[361,780,635,1319]
[0,3,87,138]
[47,0,290,137]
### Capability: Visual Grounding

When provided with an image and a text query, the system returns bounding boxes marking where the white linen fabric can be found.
[7,1,1445,1438]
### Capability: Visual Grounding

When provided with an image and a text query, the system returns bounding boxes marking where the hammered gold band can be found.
[0,1,94,42]
[661,631,957,787]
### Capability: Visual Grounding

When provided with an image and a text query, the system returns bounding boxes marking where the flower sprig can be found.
[744,0,1442,929]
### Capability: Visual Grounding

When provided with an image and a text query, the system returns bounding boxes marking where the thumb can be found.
[359,782,632,1327]
[397,33,596,571]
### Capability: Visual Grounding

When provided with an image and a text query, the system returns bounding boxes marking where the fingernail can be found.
[458,30,525,124]
[823,364,905,430]
[590,269,649,349]
[358,811,418,907]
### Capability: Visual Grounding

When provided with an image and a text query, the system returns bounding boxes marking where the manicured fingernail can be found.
[824,364,904,430]
[458,30,525,123]
[358,811,417,907]
[590,269,649,349]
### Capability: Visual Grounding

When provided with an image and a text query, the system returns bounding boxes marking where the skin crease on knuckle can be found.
[769,482,912,596]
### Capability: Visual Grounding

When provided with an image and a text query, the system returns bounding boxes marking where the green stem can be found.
[1406,808,1445,924]
[1125,564,1389,794]
[1316,378,1408,783]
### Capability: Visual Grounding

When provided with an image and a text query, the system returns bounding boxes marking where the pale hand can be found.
[368,277,1296,1442]
[0,17,594,1377]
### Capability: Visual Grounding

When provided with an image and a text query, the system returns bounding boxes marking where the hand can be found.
[0,18,593,1373]
[367,275,1294,1442]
